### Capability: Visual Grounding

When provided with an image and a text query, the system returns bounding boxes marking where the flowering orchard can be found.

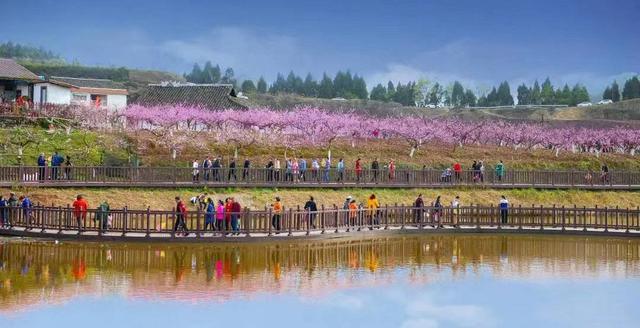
[42,104,640,158]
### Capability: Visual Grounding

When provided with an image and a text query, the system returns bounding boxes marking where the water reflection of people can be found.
[174,251,186,283]
[71,258,86,280]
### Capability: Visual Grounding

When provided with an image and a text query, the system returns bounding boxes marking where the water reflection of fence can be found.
[2,203,639,239]
[0,166,639,189]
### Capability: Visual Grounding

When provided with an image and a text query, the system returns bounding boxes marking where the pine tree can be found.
[186,63,203,83]
[517,84,531,105]
[463,89,477,107]
[602,86,613,101]
[531,80,541,105]
[622,76,640,100]
[352,75,368,99]
[497,81,514,106]
[318,73,334,98]
[428,83,443,106]
[370,84,387,101]
[571,84,590,106]
[387,81,396,99]
[257,77,267,93]
[611,81,620,102]
[221,67,236,86]
[302,73,319,97]
[241,80,256,94]
[450,81,465,107]
[540,78,555,105]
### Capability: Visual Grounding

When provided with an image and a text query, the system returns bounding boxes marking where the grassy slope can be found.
[7,187,639,211]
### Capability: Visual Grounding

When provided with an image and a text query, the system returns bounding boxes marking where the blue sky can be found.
[1,0,639,94]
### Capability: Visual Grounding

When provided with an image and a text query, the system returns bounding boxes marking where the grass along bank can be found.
[4,187,639,211]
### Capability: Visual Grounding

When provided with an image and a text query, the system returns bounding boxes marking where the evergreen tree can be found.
[257,77,267,93]
[186,63,203,83]
[370,83,387,101]
[450,81,465,107]
[241,80,256,94]
[387,81,396,99]
[318,73,334,98]
[611,81,620,102]
[202,61,221,83]
[497,81,514,105]
[540,78,555,104]
[463,89,477,107]
[517,84,531,105]
[602,86,613,101]
[269,73,286,94]
[302,73,319,97]
[477,95,488,107]
[555,84,572,105]
[531,80,541,105]
[486,87,498,106]
[221,67,236,86]
[571,84,590,105]
[427,83,443,106]
[352,74,368,99]
[622,76,640,100]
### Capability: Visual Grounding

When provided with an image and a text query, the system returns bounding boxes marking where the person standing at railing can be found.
[284,158,292,182]
[242,158,250,181]
[216,200,225,232]
[271,197,282,233]
[64,156,72,180]
[303,196,317,229]
[0,196,7,228]
[367,194,380,229]
[453,162,462,182]
[228,158,237,182]
[274,158,281,182]
[311,158,319,181]
[192,159,200,182]
[204,198,215,231]
[323,158,331,183]
[224,198,233,234]
[451,196,461,227]
[370,158,379,183]
[472,160,479,183]
[348,199,358,227]
[479,161,485,183]
[173,196,189,236]
[37,153,46,182]
[355,158,362,182]
[432,196,443,227]
[299,158,307,182]
[72,195,88,233]
[388,160,396,181]
[495,160,505,182]
[231,197,242,235]
[97,200,110,230]
[337,158,345,182]
[203,156,212,181]
[266,159,274,182]
[51,151,64,180]
[499,195,509,224]
[7,192,18,228]
[292,158,300,183]
[600,163,609,184]
[414,194,424,224]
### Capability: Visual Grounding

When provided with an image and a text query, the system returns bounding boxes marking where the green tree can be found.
[427,82,443,106]
[302,73,319,97]
[370,83,387,101]
[186,63,203,83]
[555,84,572,105]
[269,73,286,94]
[531,80,541,105]
[257,77,267,93]
[221,67,236,86]
[318,73,334,98]
[540,78,555,104]
[571,84,590,105]
[463,89,477,107]
[202,61,221,83]
[450,81,465,107]
[622,76,640,100]
[611,81,620,102]
[497,81,514,106]
[517,84,531,105]
[352,75,368,99]
[387,81,396,100]
[241,80,256,94]
[602,86,613,101]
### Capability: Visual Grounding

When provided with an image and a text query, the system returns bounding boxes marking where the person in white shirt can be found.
[192,159,200,182]
[451,196,461,227]
[499,195,509,224]
[274,159,281,181]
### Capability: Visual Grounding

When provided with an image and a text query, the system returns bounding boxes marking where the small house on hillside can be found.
[33,76,128,110]
[0,58,41,102]
[133,83,250,109]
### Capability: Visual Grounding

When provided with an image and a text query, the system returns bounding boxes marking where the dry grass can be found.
[5,187,639,211]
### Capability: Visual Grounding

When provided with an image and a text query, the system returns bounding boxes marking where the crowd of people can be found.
[36,152,73,181]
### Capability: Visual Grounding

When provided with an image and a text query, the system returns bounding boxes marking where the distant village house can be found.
[133,82,250,109]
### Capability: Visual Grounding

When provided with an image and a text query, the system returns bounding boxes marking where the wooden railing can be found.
[0,166,638,189]
[1,203,639,239]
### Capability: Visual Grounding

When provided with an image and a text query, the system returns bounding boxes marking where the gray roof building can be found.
[133,84,250,109]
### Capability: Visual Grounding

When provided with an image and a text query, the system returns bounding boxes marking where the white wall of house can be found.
[33,83,72,105]
[17,84,29,98]
[107,94,127,110]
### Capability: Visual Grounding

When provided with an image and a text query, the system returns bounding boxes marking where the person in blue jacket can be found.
[51,152,64,180]
[37,153,46,181]
[20,195,33,225]
[0,196,7,227]
[499,195,509,224]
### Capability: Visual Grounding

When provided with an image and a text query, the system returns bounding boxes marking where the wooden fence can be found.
[0,166,638,189]
[1,203,639,239]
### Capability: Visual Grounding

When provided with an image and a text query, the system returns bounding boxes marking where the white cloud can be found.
[402,293,495,328]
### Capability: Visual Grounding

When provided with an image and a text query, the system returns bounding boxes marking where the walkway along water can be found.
[1,203,639,241]
[1,166,639,189]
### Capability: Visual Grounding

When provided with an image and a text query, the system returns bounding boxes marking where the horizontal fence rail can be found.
[1,203,639,240]
[0,166,637,189]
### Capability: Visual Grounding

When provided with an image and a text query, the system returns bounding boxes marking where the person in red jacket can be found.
[453,162,462,182]
[355,158,362,182]
[231,197,242,235]
[173,196,189,236]
[72,195,88,232]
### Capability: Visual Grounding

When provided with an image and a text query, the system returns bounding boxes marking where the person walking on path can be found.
[72,195,88,233]
[204,198,215,231]
[37,153,46,182]
[432,196,443,227]
[479,161,485,183]
[337,158,345,182]
[64,156,72,180]
[355,158,362,182]
[228,158,237,182]
[51,151,64,180]
[242,158,250,181]
[303,196,318,229]
[600,163,610,184]
[371,158,380,183]
[348,199,358,228]
[271,197,283,233]
[216,200,225,232]
[174,197,189,236]
[266,160,274,182]
[414,194,424,225]
[495,160,505,182]
[192,159,200,182]
[212,157,221,181]
[274,158,281,182]
[453,162,462,182]
[0,196,7,228]
[451,196,461,227]
[499,195,509,224]
[231,197,242,235]
[367,194,380,229]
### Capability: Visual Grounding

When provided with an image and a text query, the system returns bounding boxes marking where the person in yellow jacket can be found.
[367,194,380,229]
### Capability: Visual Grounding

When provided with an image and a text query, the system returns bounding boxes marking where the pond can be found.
[1,234,639,327]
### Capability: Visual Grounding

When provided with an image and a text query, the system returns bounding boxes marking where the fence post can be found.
[333,204,338,234]
[583,206,588,232]
[267,207,273,236]
[288,207,293,236]
[244,207,251,237]
[539,205,544,230]
[518,204,522,230]
[625,207,630,234]
[401,204,406,230]
[475,204,480,230]
[384,204,389,230]
[604,207,608,232]
[146,207,151,238]
[552,204,557,228]
[121,206,128,237]
[58,206,64,234]
[495,203,500,230]
[171,206,176,238]
[39,204,46,233]
[615,205,620,230]
[196,206,202,238]
[573,204,578,229]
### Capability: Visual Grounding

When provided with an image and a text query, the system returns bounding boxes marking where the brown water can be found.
[1,234,639,327]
